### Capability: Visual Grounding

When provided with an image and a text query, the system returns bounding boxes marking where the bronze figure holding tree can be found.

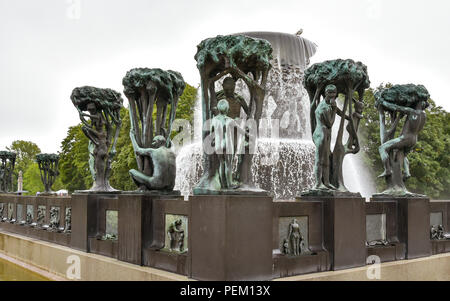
[122,68,185,192]
[36,153,59,194]
[303,59,370,195]
[71,86,123,192]
[193,34,273,194]
[374,84,430,196]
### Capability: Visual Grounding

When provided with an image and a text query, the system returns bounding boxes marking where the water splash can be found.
[174,31,376,200]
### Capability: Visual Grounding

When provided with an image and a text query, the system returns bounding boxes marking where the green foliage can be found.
[6,140,41,189]
[58,124,92,192]
[122,68,185,101]
[360,84,450,199]
[304,59,370,95]
[374,84,430,109]
[22,163,43,195]
[174,83,198,123]
[109,107,137,191]
[195,35,273,72]
[71,86,123,112]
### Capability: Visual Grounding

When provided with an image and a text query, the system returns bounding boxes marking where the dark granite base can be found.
[143,249,189,276]
[193,188,268,196]
[366,243,406,263]
[190,194,273,281]
[273,251,330,278]
[300,189,361,198]
[89,238,118,258]
[431,240,450,255]
[299,195,366,270]
[371,196,431,259]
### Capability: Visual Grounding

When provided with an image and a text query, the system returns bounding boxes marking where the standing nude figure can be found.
[288,219,304,256]
[312,84,338,190]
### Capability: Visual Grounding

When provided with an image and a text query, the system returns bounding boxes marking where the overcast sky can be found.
[1,0,449,153]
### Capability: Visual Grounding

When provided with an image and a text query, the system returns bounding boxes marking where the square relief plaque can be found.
[366,213,387,244]
[16,204,23,222]
[26,205,34,224]
[278,216,310,256]
[7,203,14,220]
[37,205,46,225]
[430,212,443,227]
[164,214,188,253]
[105,210,118,240]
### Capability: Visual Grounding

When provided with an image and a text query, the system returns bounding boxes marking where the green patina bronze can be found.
[303,59,370,195]
[0,151,16,193]
[36,153,59,194]
[122,68,185,191]
[193,34,273,194]
[71,86,123,192]
[374,84,430,197]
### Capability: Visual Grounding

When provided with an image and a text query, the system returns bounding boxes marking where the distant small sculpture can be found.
[374,84,429,196]
[17,171,23,192]
[49,207,60,230]
[123,68,185,192]
[194,34,273,194]
[64,207,72,233]
[167,219,185,252]
[36,154,60,194]
[430,225,447,240]
[71,86,123,192]
[129,134,176,191]
[26,212,33,224]
[282,239,290,255]
[303,59,370,194]
[0,204,4,218]
[0,151,17,193]
[7,203,14,221]
[367,239,389,247]
[37,207,45,225]
[287,219,304,256]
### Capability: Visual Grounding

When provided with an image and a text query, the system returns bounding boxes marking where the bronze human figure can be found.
[193,34,273,194]
[374,84,429,196]
[312,84,338,190]
[71,86,123,192]
[129,133,176,191]
[287,219,304,256]
[303,59,370,195]
[122,68,185,192]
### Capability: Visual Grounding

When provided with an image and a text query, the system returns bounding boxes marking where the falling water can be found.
[174,31,376,200]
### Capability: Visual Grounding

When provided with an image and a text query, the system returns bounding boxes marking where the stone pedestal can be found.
[372,196,431,259]
[190,195,273,281]
[300,195,366,270]
[70,193,120,253]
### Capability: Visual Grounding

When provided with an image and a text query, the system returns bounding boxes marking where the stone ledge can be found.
[0,230,190,281]
[275,252,450,281]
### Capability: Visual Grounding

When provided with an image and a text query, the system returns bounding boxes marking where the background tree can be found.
[6,140,41,190]
[359,83,450,199]
[58,124,92,192]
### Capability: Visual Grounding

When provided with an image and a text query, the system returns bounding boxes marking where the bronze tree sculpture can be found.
[374,84,429,196]
[193,34,273,194]
[122,68,185,191]
[36,153,59,194]
[71,86,123,192]
[303,59,370,194]
[0,151,16,193]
